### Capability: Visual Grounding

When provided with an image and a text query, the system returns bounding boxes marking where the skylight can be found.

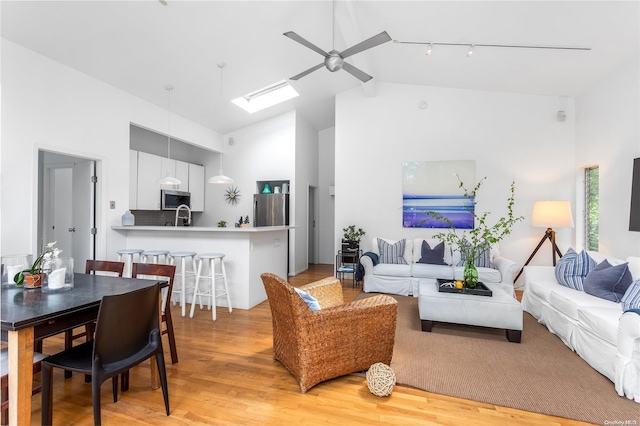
[231,80,299,113]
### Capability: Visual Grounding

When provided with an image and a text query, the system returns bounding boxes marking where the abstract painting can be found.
[402,160,476,228]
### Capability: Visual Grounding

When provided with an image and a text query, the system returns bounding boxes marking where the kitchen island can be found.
[111,226,290,310]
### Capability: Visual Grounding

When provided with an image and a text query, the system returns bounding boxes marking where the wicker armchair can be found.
[260,273,398,393]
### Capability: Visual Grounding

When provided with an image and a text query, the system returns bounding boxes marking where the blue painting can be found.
[402,160,476,229]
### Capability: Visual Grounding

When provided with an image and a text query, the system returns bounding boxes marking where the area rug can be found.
[356,293,639,424]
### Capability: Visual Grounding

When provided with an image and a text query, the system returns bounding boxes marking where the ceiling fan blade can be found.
[290,63,325,80]
[340,31,392,59]
[342,62,373,83]
[283,31,329,57]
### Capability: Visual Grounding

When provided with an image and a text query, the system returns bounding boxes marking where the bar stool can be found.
[117,249,144,278]
[168,251,198,317]
[141,250,171,309]
[141,250,170,264]
[190,253,231,321]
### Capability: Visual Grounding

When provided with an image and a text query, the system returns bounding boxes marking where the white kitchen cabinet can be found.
[130,151,201,211]
[160,158,189,191]
[175,160,190,191]
[129,150,138,209]
[137,151,162,210]
[189,163,205,212]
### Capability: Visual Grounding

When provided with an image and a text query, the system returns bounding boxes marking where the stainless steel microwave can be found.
[161,190,191,211]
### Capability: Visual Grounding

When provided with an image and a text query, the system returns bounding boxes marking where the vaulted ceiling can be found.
[2,1,638,134]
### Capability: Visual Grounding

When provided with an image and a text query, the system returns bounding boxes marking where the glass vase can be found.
[463,261,478,289]
[1,254,33,287]
[42,257,74,292]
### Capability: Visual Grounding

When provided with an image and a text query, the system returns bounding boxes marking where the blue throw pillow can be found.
[294,287,321,311]
[583,260,633,302]
[418,241,447,265]
[378,239,408,265]
[554,248,596,291]
[455,239,492,268]
[622,279,640,311]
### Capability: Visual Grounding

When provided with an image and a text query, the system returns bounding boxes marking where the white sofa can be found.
[522,252,640,402]
[360,237,520,297]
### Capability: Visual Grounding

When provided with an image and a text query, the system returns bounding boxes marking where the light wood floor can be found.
[30,264,592,425]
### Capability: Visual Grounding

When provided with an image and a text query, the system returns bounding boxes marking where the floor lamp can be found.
[514,200,574,282]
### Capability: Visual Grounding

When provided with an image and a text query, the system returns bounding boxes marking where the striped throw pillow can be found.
[555,248,596,291]
[378,239,408,265]
[456,240,493,268]
[622,279,640,311]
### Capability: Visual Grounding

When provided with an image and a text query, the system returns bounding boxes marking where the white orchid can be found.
[14,241,62,286]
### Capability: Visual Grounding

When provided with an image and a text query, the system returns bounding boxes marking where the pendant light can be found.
[158,84,182,186]
[208,153,233,184]
[208,63,233,184]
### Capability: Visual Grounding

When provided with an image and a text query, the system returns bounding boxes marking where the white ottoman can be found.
[418,279,523,343]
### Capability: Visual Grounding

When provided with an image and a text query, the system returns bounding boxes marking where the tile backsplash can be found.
[129,210,196,227]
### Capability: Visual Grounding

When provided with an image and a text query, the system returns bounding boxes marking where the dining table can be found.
[1,273,167,426]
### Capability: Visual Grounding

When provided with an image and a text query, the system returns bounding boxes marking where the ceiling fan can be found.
[283,30,391,83]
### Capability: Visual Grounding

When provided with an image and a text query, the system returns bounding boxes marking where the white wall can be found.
[1,39,221,259]
[221,111,297,272]
[575,56,640,259]
[293,112,319,275]
[335,83,577,287]
[318,127,336,264]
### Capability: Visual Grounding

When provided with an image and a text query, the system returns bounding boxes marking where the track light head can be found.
[467,44,475,57]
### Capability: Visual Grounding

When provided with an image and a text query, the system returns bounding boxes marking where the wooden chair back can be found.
[85,260,125,277]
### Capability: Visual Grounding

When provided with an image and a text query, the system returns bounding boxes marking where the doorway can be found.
[308,185,319,265]
[39,151,97,272]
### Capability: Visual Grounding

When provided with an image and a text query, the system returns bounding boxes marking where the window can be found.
[585,166,599,251]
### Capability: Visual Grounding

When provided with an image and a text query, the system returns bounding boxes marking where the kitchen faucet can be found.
[175,204,192,227]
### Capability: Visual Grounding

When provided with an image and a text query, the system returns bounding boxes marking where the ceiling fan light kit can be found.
[284,30,392,82]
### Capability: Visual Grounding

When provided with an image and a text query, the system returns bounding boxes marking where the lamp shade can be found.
[531,200,574,228]
[158,171,181,186]
[208,169,233,184]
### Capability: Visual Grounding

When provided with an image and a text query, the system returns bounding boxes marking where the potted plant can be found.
[217,220,227,228]
[342,225,366,251]
[427,177,523,288]
[14,241,62,288]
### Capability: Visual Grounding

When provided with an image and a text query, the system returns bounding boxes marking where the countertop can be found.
[111,225,292,232]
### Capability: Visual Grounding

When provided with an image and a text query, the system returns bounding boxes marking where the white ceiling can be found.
[2,1,639,134]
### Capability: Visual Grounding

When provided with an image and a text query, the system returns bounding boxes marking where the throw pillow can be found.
[418,241,447,265]
[378,239,408,265]
[294,287,321,311]
[555,248,596,291]
[455,240,492,268]
[622,279,640,311]
[583,260,633,302]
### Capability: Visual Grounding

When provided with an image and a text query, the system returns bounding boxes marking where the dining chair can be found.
[131,263,178,364]
[41,284,170,426]
[0,348,46,426]
[62,260,125,380]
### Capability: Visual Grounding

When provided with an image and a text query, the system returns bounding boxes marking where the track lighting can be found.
[395,39,591,54]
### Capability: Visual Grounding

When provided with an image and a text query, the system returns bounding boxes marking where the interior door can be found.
[72,160,95,272]
[52,168,73,258]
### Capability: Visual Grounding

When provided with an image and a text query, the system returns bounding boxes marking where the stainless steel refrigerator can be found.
[253,194,289,226]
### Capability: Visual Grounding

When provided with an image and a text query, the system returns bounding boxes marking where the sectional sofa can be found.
[522,252,640,402]
[359,237,521,297]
